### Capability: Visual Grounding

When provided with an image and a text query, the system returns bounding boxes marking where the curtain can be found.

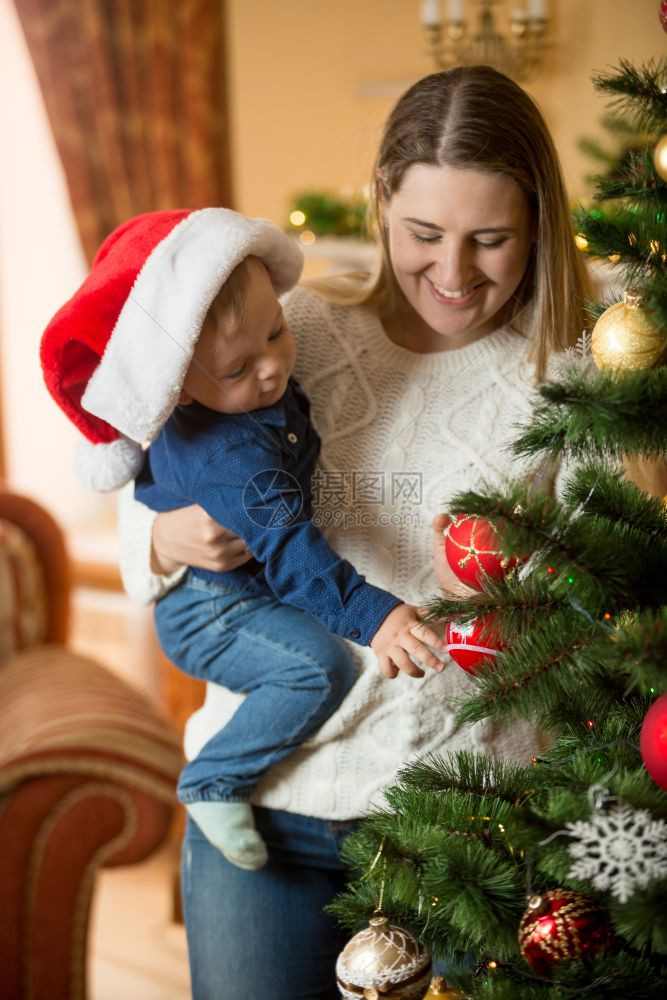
[13,0,233,263]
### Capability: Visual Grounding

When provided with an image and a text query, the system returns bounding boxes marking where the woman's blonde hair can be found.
[308,66,591,379]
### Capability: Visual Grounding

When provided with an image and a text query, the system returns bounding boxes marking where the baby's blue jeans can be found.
[154,570,357,804]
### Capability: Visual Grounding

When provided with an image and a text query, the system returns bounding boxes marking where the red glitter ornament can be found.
[640,693,667,790]
[444,515,517,590]
[444,616,503,674]
[660,1,667,33]
[518,890,612,977]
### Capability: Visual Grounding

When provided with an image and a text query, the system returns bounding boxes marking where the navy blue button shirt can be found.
[135,378,401,645]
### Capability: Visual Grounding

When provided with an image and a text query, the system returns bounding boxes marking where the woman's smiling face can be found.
[383,162,534,352]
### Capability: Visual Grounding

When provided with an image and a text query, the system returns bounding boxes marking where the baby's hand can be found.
[370,603,445,680]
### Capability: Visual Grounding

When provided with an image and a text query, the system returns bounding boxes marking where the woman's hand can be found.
[151,505,252,575]
[432,513,476,597]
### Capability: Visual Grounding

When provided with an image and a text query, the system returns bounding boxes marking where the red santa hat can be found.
[40,208,303,492]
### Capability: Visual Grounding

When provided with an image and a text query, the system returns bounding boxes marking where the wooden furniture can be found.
[0,486,182,1000]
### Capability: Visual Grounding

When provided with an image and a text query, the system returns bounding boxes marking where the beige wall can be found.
[0,0,664,528]
[226,0,665,223]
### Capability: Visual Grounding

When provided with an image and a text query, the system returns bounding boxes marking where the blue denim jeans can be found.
[181,807,358,999]
[154,572,357,803]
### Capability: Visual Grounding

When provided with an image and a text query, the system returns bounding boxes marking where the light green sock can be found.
[186,801,268,871]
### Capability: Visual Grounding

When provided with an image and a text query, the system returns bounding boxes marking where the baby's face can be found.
[180,258,296,414]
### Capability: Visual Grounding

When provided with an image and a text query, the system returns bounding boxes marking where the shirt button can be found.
[349,629,361,640]
[287,432,298,444]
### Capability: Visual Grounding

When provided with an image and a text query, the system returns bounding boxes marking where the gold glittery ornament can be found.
[591,292,664,371]
[335,915,432,999]
[654,134,667,182]
[423,975,466,997]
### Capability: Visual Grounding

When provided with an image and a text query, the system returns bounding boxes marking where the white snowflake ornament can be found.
[566,801,667,904]
[552,330,597,379]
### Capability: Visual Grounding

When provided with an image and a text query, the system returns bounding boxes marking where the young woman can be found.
[119,66,590,998]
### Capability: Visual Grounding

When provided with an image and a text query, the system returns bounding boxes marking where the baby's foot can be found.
[186,801,268,870]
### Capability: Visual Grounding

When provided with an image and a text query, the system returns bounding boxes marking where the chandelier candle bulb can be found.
[528,0,545,16]
[448,0,464,20]
[421,0,443,27]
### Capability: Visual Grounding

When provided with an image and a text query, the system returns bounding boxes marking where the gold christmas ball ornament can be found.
[654,134,667,182]
[335,915,432,1000]
[591,292,664,371]
[424,975,466,997]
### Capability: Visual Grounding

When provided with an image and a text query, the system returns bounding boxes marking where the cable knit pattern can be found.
[120,285,546,820]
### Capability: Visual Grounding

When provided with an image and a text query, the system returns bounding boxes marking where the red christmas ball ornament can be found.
[640,693,667,790]
[660,1,667,33]
[445,616,503,674]
[518,890,612,977]
[444,515,517,590]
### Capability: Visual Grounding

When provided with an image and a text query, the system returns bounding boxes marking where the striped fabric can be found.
[0,646,182,797]
[0,518,48,661]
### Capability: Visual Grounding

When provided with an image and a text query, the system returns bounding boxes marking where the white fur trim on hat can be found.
[81,208,303,445]
[73,436,145,493]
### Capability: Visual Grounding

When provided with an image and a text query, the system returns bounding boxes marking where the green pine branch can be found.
[426,572,570,640]
[642,268,667,332]
[573,204,666,268]
[591,58,667,135]
[393,750,531,797]
[562,461,667,537]
[453,619,597,728]
[591,149,667,204]
[611,885,667,954]
[603,607,667,696]
[511,368,667,461]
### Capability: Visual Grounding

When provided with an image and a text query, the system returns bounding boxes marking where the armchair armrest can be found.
[0,488,71,643]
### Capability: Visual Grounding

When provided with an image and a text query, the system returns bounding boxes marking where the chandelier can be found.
[420,0,550,83]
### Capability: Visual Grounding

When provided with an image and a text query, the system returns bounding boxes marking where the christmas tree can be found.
[330,59,667,1000]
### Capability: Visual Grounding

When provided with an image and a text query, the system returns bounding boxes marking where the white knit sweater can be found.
[119,285,546,820]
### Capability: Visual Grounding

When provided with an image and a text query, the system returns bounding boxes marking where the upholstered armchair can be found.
[0,486,182,1000]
